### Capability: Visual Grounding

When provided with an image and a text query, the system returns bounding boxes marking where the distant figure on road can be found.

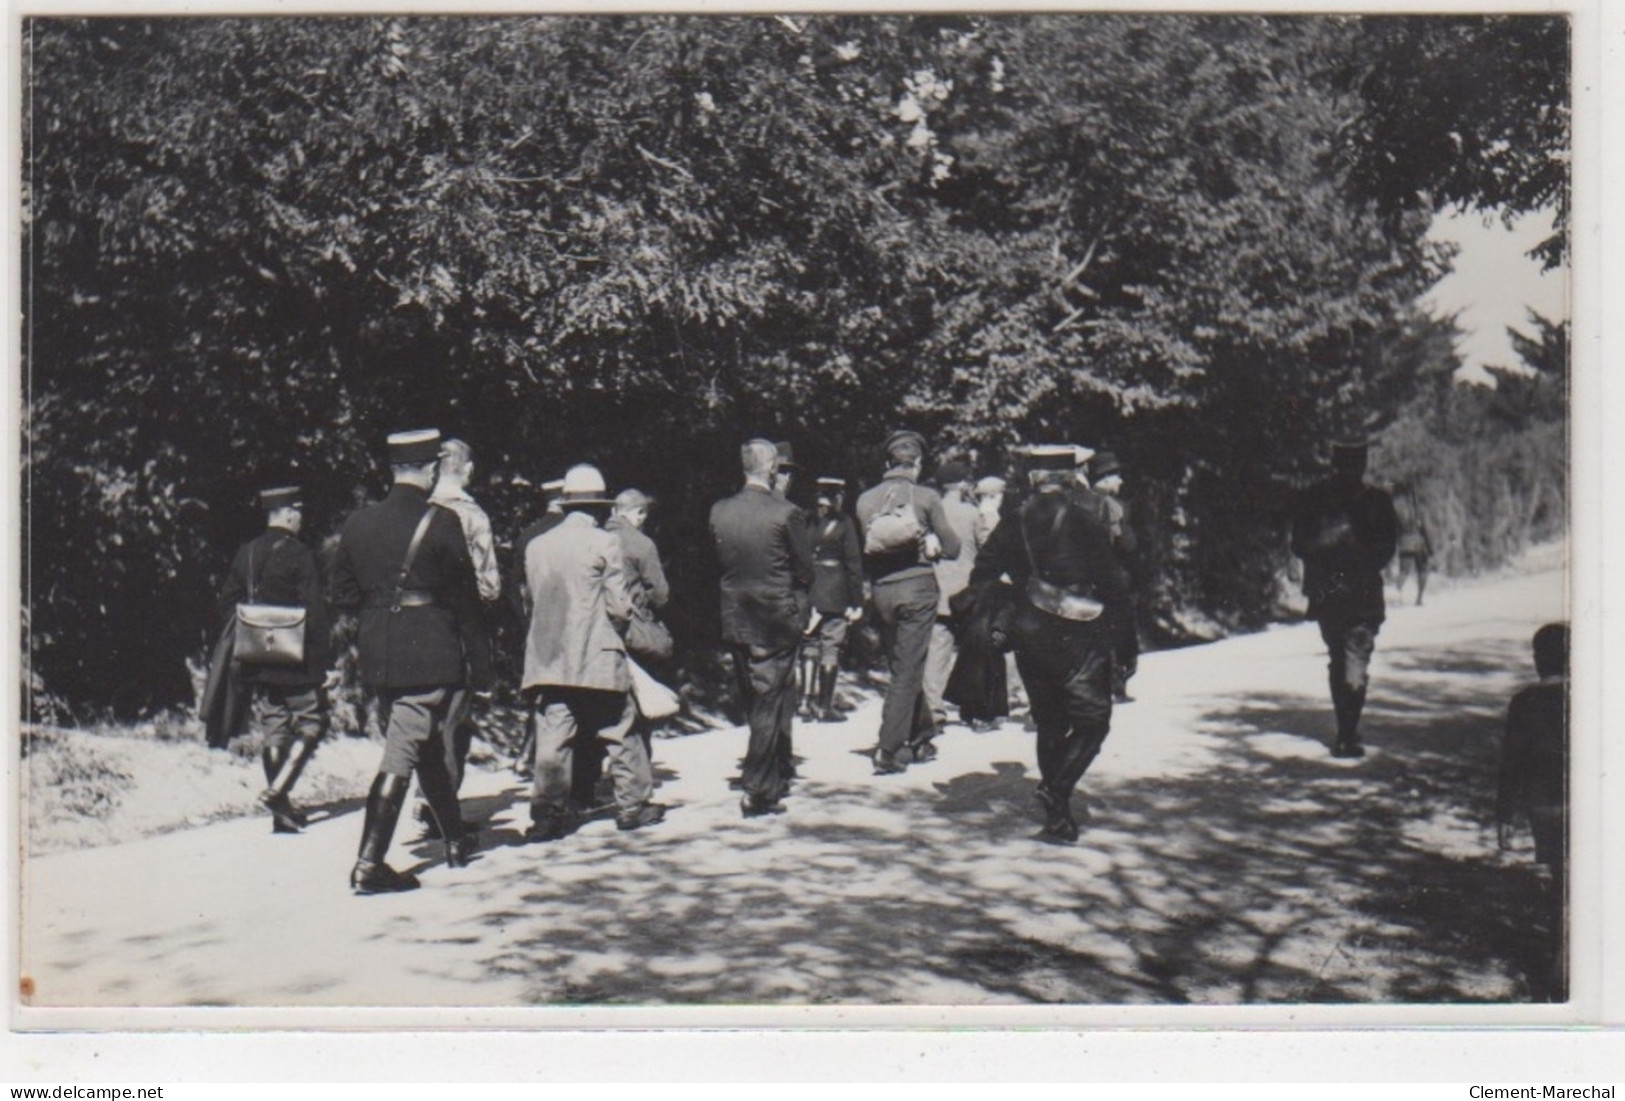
[711,439,814,817]
[970,444,1134,842]
[215,485,332,835]
[1393,483,1434,607]
[1290,437,1398,759]
[800,475,864,724]
[331,429,487,894]
[1497,621,1569,1001]
[522,465,666,841]
[856,430,962,775]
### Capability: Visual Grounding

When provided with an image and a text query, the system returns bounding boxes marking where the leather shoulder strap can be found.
[394,507,439,597]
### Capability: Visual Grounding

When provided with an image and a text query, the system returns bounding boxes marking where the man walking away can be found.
[217,485,333,834]
[802,475,864,723]
[855,430,961,775]
[1290,437,1398,759]
[970,445,1133,842]
[419,438,498,835]
[923,458,980,733]
[522,465,666,840]
[1088,450,1139,704]
[331,429,486,894]
[711,439,814,817]
[1497,622,1569,1001]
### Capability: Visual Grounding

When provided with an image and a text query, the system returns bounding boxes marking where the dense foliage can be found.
[22,14,1569,718]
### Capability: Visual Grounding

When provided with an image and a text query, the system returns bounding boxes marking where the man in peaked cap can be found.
[712,439,815,816]
[970,444,1134,842]
[1290,436,1398,759]
[331,429,488,893]
[855,429,961,774]
[800,475,864,723]
[213,485,333,834]
[522,464,666,839]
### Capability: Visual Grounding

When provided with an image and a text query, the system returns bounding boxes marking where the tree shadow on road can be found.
[388,628,1556,1007]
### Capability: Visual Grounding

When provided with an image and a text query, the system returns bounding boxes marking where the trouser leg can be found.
[1051,645,1114,801]
[531,693,578,820]
[738,645,796,803]
[598,691,652,812]
[923,619,956,728]
[1016,648,1067,789]
[875,576,939,755]
[442,688,474,794]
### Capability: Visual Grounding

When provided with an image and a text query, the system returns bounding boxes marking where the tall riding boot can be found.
[796,653,819,720]
[351,774,419,894]
[260,737,319,832]
[817,667,841,723]
[1329,679,1365,758]
[417,751,476,868]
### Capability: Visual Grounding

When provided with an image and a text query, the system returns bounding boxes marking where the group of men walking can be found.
[214,423,1415,893]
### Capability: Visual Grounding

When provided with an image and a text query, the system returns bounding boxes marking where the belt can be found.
[815,558,844,568]
[364,590,437,610]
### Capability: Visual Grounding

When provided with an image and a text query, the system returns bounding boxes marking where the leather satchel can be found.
[233,537,307,665]
[625,603,674,661]
[1021,501,1104,623]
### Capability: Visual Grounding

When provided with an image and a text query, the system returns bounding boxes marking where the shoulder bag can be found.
[1021,501,1105,623]
[233,536,307,665]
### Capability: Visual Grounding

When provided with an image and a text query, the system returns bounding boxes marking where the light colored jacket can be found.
[933,489,983,614]
[522,511,633,692]
[430,486,502,604]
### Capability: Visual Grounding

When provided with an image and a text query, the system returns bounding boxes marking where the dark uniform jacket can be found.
[1289,477,1398,623]
[710,482,813,650]
[971,486,1133,657]
[331,484,489,692]
[217,526,331,688]
[806,510,863,615]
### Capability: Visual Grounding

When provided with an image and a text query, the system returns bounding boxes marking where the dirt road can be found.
[20,559,1565,1009]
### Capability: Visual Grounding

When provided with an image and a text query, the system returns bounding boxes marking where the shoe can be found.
[872,749,907,775]
[524,810,579,843]
[1035,784,1080,842]
[616,803,667,832]
[911,741,939,763]
[817,707,843,723]
[259,791,304,834]
[446,830,479,868]
[741,794,785,818]
[967,718,1000,733]
[1113,692,1134,705]
[1040,815,1081,843]
[1331,739,1366,759]
[350,860,420,895]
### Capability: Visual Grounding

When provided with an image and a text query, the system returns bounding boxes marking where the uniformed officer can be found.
[970,445,1133,842]
[800,476,864,723]
[1289,437,1398,758]
[1089,450,1139,704]
[331,429,488,894]
[216,485,332,834]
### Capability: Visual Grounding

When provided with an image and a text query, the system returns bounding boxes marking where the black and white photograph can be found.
[15,6,1585,1024]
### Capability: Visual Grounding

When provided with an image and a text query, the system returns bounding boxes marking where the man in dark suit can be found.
[711,438,814,817]
[1289,438,1398,759]
[331,429,489,894]
[216,485,332,834]
[971,445,1134,842]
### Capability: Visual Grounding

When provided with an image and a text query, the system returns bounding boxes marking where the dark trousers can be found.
[872,572,939,755]
[732,644,798,802]
[1318,616,1379,741]
[442,687,476,793]
[1015,635,1114,800]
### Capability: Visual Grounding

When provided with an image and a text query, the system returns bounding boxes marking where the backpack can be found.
[863,482,923,555]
